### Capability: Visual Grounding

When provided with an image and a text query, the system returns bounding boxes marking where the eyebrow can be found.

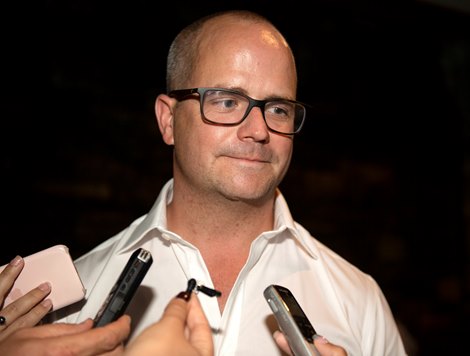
[213,86,296,102]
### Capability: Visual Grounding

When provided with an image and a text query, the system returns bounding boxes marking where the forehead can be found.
[191,18,297,95]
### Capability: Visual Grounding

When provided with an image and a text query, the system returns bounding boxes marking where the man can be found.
[54,10,407,355]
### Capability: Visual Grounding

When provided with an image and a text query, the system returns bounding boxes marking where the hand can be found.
[125,291,213,356]
[0,255,53,340]
[0,316,131,356]
[273,330,347,356]
[0,255,131,355]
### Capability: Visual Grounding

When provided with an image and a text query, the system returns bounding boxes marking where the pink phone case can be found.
[0,244,86,312]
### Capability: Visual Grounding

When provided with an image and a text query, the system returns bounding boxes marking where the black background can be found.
[3,1,470,355]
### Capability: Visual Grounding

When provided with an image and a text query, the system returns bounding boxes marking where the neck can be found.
[166,189,275,246]
[165,180,278,312]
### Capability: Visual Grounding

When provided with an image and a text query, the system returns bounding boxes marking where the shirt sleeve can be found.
[361,276,408,356]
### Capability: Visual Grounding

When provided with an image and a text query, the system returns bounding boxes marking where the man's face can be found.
[170,20,298,204]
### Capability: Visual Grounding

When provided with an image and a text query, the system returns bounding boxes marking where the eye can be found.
[266,101,295,119]
[218,97,238,111]
[205,91,243,112]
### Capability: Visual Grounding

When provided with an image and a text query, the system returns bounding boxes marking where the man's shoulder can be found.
[295,223,380,292]
[75,232,122,266]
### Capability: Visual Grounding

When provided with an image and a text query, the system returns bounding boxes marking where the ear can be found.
[155,93,175,145]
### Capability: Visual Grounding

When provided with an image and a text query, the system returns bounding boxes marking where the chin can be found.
[224,179,275,202]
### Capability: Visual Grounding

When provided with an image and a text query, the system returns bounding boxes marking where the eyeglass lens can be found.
[201,89,304,134]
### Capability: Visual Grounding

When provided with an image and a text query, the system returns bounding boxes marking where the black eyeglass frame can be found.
[168,87,308,135]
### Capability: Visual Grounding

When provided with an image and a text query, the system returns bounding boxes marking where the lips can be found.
[225,154,271,163]
[218,146,272,163]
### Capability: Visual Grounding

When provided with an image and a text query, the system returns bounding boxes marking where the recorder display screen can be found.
[279,288,304,317]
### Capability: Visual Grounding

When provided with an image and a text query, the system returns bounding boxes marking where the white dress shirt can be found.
[53,179,406,356]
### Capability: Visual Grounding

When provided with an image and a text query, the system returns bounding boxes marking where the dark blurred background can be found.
[3,0,469,355]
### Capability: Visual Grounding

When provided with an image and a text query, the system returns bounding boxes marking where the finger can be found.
[59,315,131,356]
[95,344,125,356]
[0,300,52,342]
[19,318,95,338]
[0,282,52,331]
[273,330,293,355]
[0,318,129,356]
[6,282,51,314]
[314,335,348,356]
[3,298,52,332]
[0,282,52,336]
[0,256,24,304]
[186,294,213,356]
[125,298,188,356]
[160,296,189,329]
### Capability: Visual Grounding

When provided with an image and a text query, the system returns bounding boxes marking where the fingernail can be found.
[79,318,92,325]
[313,334,329,344]
[175,278,197,301]
[176,291,191,301]
[10,255,22,267]
[38,282,51,292]
[41,299,53,310]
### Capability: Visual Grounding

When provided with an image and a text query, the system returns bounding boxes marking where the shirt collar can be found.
[117,179,317,259]
[271,189,318,259]
[116,179,173,253]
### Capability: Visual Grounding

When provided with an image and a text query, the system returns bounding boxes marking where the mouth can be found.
[225,154,270,163]
[218,145,273,165]
[220,156,272,171]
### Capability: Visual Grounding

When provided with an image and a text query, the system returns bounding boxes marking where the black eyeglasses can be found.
[168,87,307,135]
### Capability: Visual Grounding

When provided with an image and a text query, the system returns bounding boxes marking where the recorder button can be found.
[110,295,125,313]
[267,299,278,312]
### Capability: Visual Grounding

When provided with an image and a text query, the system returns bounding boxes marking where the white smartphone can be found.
[264,284,319,356]
[0,244,86,312]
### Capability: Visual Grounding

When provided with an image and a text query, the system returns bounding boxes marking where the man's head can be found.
[155,10,300,205]
[165,10,297,93]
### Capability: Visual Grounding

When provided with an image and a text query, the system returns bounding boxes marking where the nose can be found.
[237,105,270,142]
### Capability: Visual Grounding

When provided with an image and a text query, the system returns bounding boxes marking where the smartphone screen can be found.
[93,248,153,327]
[264,284,318,356]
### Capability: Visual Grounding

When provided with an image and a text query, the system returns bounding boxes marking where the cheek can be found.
[172,117,223,170]
[173,115,214,151]
[272,133,294,153]
[276,139,294,175]
[173,106,202,145]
